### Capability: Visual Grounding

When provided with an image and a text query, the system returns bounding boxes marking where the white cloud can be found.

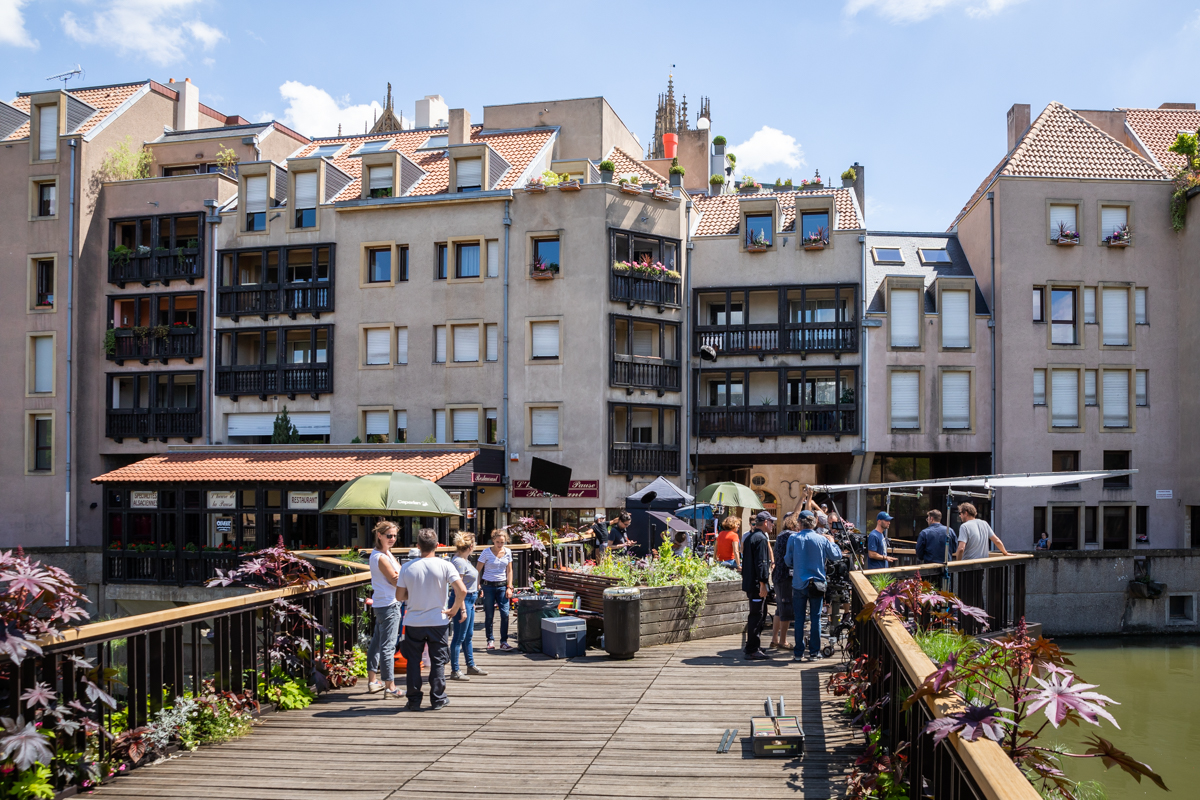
[271,82,384,138]
[61,0,226,66]
[728,126,805,179]
[202,57,216,67]
[0,0,38,48]
[844,0,1026,23]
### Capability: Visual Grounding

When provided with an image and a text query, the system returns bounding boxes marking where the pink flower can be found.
[1025,672,1120,729]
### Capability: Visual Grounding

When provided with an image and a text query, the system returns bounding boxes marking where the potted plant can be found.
[800,170,824,190]
[841,166,857,187]
[109,244,133,267]
[746,228,769,252]
[531,256,559,280]
[618,176,641,195]
[709,173,724,195]
[802,225,829,250]
[611,260,632,275]
[598,160,615,183]
[669,159,685,188]
[525,175,548,193]
[653,182,674,200]
[559,172,582,191]
[1055,221,1080,245]
[712,135,727,156]
[1103,223,1131,247]
[540,170,562,187]
[739,176,760,194]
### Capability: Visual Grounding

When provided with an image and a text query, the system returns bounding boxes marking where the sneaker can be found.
[366,681,384,694]
[402,701,422,712]
[449,671,470,681]
[792,655,806,663]
[486,641,496,651]
[499,642,515,652]
[430,698,450,711]
[745,650,773,661]
[466,665,488,676]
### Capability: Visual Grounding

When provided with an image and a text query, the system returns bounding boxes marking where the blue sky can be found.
[3,0,1197,230]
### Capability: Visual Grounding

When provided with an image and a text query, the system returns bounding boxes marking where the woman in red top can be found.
[715,516,742,571]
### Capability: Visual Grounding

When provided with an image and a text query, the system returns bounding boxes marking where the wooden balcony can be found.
[696,320,858,359]
[698,406,857,439]
[609,443,681,476]
[215,363,332,400]
[610,272,681,309]
[108,249,203,287]
[109,326,202,364]
[217,282,332,320]
[611,355,681,394]
[106,408,202,442]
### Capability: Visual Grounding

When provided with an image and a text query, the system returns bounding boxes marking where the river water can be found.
[1049,636,1200,799]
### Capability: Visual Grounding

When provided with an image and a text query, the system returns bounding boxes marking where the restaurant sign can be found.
[512,480,600,499]
[289,491,320,510]
[471,472,503,484]
[208,491,236,510]
[130,491,157,509]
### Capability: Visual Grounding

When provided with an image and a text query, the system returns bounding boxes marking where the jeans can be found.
[792,587,825,658]
[450,591,477,670]
[721,559,739,569]
[744,592,767,655]
[482,584,510,643]
[366,603,402,682]
[401,624,450,706]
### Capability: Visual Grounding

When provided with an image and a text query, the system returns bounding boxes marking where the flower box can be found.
[652,187,673,201]
[531,271,556,280]
[525,183,548,194]
[558,180,582,192]
[1105,240,1129,248]
[747,245,769,253]
[803,242,826,251]
[618,183,641,195]
[1055,237,1079,247]
[738,185,761,194]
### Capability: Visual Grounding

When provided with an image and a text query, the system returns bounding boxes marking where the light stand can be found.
[696,345,718,494]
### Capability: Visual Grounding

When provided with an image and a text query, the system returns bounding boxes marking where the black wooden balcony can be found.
[698,406,856,439]
[610,272,681,309]
[109,326,202,364]
[609,443,680,476]
[106,409,202,442]
[216,364,332,400]
[109,249,203,287]
[696,320,858,358]
[217,282,332,319]
[611,355,681,394]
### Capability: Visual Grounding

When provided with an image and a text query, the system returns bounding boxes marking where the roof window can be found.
[357,139,392,154]
[418,135,449,150]
[918,248,951,263]
[873,247,903,264]
[310,144,344,158]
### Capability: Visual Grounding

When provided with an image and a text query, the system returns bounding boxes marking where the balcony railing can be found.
[611,355,681,393]
[784,407,857,437]
[609,443,681,476]
[106,409,203,442]
[699,406,856,438]
[696,321,858,357]
[109,249,203,286]
[610,272,681,309]
[217,283,332,319]
[216,364,332,399]
[109,327,202,364]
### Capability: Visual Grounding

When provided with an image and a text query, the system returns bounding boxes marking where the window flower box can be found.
[618,182,641,195]
[558,179,582,192]
[747,244,769,253]
[802,226,829,251]
[652,186,674,201]
[1103,225,1131,247]
[803,242,826,251]
[525,180,548,194]
[531,257,559,280]
[1055,236,1079,246]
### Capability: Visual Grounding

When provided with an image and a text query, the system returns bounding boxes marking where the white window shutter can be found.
[434,326,446,363]
[487,240,499,278]
[1083,288,1096,323]
[632,326,655,357]
[486,324,498,361]
[434,410,446,443]
[38,104,57,160]
[531,321,559,358]
[294,172,317,209]
[453,325,479,362]
[1102,371,1129,427]
[1085,370,1097,405]
[365,410,389,436]
[940,290,970,348]
[226,413,275,437]
[34,337,53,393]
[941,372,970,429]
[1051,369,1078,427]
[245,176,268,213]
[1136,370,1148,406]
[452,409,479,442]
[1049,204,1076,236]
[1102,288,1129,345]
[395,328,408,364]
[531,408,559,445]
[289,413,330,435]
[365,328,390,365]
[1101,206,1127,238]
[395,410,407,431]
[368,166,393,191]
[1033,369,1046,405]
[890,289,920,347]
[456,158,482,188]
[1134,288,1147,324]
[890,372,920,429]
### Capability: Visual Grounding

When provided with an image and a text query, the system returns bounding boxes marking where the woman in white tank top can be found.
[366,520,402,697]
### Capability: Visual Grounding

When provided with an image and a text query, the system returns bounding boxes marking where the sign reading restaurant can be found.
[471,472,503,484]
[511,480,600,499]
[288,491,320,510]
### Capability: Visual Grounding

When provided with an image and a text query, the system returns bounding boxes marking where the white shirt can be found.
[397,556,460,627]
[369,550,399,608]
[477,546,512,583]
[958,519,994,561]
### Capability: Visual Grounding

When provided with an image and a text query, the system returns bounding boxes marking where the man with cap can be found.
[591,513,609,559]
[868,513,898,570]
[741,509,775,661]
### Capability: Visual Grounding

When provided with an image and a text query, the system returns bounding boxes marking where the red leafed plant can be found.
[0,547,91,665]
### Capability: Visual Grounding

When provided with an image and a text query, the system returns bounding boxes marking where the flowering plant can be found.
[803,225,829,246]
[740,176,760,190]
[1103,223,1131,244]
[1056,221,1080,242]
[531,256,559,275]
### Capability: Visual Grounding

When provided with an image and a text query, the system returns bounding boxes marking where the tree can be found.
[271,407,300,444]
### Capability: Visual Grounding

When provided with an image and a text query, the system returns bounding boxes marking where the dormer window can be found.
[245,175,267,231]
[745,214,772,248]
[419,135,449,150]
[37,103,58,161]
[294,171,317,228]
[456,157,482,192]
[368,165,393,198]
[357,139,391,154]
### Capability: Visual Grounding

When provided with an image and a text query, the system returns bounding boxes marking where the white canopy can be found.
[815,470,1138,494]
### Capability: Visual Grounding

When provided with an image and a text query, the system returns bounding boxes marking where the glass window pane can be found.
[287,248,313,283]
[801,212,829,242]
[534,239,560,270]
[745,215,772,247]
[368,248,391,282]
[457,243,480,278]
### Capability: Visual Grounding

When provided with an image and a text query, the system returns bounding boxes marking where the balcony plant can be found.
[841,166,857,186]
[617,176,642,195]
[215,144,240,178]
[598,160,615,183]
[803,225,830,250]
[669,159,685,188]
[539,170,563,187]
[109,244,133,267]
[1055,221,1080,245]
[1103,223,1131,247]
[712,135,727,156]
[746,228,769,252]
[524,175,547,193]
[104,328,117,355]
[1169,128,1200,230]
[709,174,725,186]
[559,176,582,191]
[739,176,760,194]
[531,256,559,280]
[800,175,824,190]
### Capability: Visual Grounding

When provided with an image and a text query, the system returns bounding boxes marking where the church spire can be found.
[369,82,406,134]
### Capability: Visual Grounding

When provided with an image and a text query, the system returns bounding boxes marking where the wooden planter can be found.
[747,245,769,253]
[803,242,826,251]
[1055,238,1079,246]
[559,180,582,191]
[652,188,673,201]
[619,183,642,195]
[531,271,556,280]
[1105,240,1130,248]
[525,184,548,194]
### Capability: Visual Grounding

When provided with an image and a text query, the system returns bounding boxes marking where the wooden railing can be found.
[851,555,1039,800]
[106,408,203,442]
[609,443,681,476]
[217,282,332,319]
[610,355,681,392]
[109,327,202,363]
[109,250,203,287]
[695,320,858,356]
[215,364,332,399]
[610,272,681,308]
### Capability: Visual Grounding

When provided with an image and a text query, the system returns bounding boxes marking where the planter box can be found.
[1105,240,1130,248]
[531,271,556,280]
[619,183,642,195]
[652,188,673,201]
[559,180,582,192]
[599,170,613,183]
[747,245,769,253]
[803,243,826,251]
[739,186,761,194]
[525,184,548,194]
[1055,238,1079,246]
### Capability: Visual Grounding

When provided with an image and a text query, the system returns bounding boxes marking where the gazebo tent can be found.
[623,478,694,556]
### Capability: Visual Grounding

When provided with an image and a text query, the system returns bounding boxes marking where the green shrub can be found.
[841,167,857,182]
[709,174,725,185]
[598,160,615,172]
[713,135,727,146]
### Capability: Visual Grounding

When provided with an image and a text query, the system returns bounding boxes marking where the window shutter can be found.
[453,325,479,362]
[941,372,970,429]
[487,240,499,278]
[1051,369,1078,427]
[531,321,559,358]
[365,410,389,436]
[434,326,446,363]
[245,176,268,213]
[226,413,276,437]
[486,324,498,361]
[34,337,53,393]
[1049,204,1076,236]
[1085,369,1097,405]
[1134,288,1147,324]
[940,290,970,348]
[890,371,920,429]
[434,410,446,443]
[396,328,408,364]
[365,328,390,365]
[290,413,330,434]
[38,104,57,160]
[1136,370,1148,406]
[452,409,479,442]
[1083,288,1096,324]
[1102,288,1128,345]
[395,410,407,431]
[368,166,393,191]
[632,326,655,357]
[1102,371,1129,427]
[456,158,482,188]
[294,172,317,209]
[1101,206,1127,238]
[531,408,559,445]
[1033,369,1046,405]
[889,289,920,347]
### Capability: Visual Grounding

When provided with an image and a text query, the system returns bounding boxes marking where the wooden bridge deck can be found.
[88,629,861,800]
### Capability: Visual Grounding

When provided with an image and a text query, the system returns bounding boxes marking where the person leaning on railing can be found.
[954,503,1010,561]
[366,520,402,697]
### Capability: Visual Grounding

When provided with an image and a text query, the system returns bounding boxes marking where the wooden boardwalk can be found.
[89,629,861,799]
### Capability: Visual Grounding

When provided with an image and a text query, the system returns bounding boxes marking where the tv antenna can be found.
[46,65,85,89]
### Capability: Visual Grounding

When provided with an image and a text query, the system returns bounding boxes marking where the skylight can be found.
[873,247,903,263]
[311,144,344,158]
[418,135,449,150]
[918,249,951,263]
[357,139,392,154]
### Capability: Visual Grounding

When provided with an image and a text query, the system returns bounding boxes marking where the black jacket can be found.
[741,528,772,594]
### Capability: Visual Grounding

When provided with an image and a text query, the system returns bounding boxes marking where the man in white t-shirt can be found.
[396,528,466,711]
[954,503,1010,562]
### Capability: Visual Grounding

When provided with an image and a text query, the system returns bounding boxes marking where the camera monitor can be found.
[528,457,572,497]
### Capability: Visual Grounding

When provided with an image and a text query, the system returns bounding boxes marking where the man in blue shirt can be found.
[784,514,842,662]
[867,512,897,570]
[915,509,956,565]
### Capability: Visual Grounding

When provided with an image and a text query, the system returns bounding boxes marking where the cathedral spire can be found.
[369,82,406,134]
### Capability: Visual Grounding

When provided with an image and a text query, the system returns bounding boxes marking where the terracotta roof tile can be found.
[604,146,666,184]
[690,187,861,237]
[292,125,555,201]
[91,450,477,484]
[1123,107,1200,171]
[1003,102,1167,181]
[5,82,147,142]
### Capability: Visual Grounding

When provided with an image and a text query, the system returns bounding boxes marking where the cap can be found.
[877,512,894,522]
[754,510,777,523]
[817,513,829,526]
[798,510,815,520]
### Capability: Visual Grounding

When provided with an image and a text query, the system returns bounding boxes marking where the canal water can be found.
[1050,636,1200,799]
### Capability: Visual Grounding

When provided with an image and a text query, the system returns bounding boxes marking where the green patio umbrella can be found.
[696,481,764,511]
[319,471,463,517]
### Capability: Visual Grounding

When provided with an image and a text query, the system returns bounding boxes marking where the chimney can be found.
[851,162,865,220]
[1160,102,1197,110]
[448,108,471,146]
[176,78,199,131]
[1007,103,1031,154]
[415,94,449,129]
